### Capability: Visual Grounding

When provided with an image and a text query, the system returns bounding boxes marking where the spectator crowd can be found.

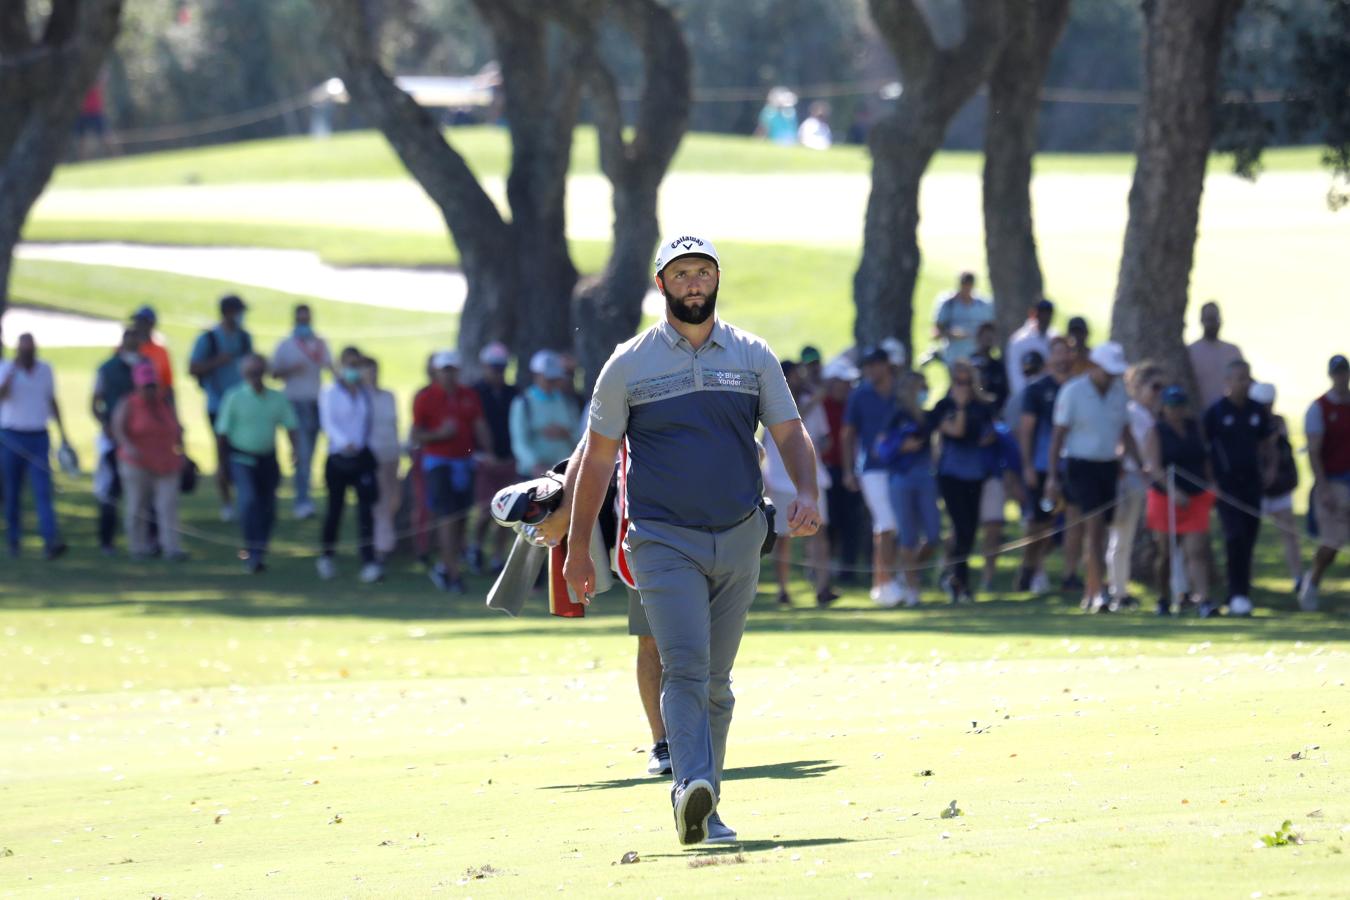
[0,281,1345,616]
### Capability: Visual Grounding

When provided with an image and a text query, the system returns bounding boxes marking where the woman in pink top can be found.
[111,363,185,559]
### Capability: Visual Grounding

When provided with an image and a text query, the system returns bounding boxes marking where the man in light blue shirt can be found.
[933,272,994,366]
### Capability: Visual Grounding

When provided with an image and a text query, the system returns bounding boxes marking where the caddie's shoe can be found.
[646,740,672,776]
[704,812,739,844]
[672,778,716,846]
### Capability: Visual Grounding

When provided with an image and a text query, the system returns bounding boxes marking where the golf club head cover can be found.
[490,472,566,528]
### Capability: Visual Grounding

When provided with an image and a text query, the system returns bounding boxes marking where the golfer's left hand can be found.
[786,495,822,537]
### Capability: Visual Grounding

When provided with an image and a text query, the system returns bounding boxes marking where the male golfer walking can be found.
[564,235,821,846]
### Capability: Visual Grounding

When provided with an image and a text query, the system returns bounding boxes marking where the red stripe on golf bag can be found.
[548,537,585,618]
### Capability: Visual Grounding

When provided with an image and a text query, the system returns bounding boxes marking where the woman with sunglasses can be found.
[1106,361,1166,608]
[932,360,997,603]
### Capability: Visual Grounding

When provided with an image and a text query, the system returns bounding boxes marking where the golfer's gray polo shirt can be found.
[589,318,799,529]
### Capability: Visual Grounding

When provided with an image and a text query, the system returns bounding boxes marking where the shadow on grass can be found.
[541,759,840,793]
[640,835,867,860]
[5,497,1348,646]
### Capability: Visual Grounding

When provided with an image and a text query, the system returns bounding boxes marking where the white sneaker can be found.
[316,556,337,580]
[294,501,316,520]
[869,585,882,603]
[1030,571,1050,595]
[219,504,235,523]
[1297,575,1319,612]
[874,581,904,608]
[899,580,920,607]
[1228,594,1253,616]
[359,562,383,584]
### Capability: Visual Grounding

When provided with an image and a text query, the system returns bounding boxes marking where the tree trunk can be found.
[482,2,583,367]
[569,0,691,389]
[0,0,124,341]
[855,0,1007,360]
[983,0,1071,344]
[321,0,516,371]
[1110,0,1244,385]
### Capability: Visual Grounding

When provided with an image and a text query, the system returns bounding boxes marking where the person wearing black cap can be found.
[129,305,174,405]
[1006,298,1056,402]
[189,294,254,520]
[1145,385,1216,615]
[1299,354,1350,611]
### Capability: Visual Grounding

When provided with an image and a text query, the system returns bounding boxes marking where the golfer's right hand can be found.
[562,544,595,606]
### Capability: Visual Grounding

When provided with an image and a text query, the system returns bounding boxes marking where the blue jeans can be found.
[290,399,320,507]
[1,428,59,552]
[231,452,280,561]
[889,466,941,550]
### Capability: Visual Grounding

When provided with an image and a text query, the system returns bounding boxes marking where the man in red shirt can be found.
[820,358,862,584]
[412,350,491,593]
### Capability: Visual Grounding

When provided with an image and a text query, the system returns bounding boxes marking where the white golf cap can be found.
[1249,382,1276,405]
[432,349,462,369]
[1088,341,1128,376]
[822,357,860,382]
[478,341,510,367]
[529,349,565,379]
[654,234,720,275]
[880,336,907,367]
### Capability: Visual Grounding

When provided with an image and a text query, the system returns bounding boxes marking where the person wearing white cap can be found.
[565,233,820,846]
[819,356,865,584]
[1249,381,1302,591]
[411,349,492,593]
[510,350,582,479]
[468,341,520,574]
[1046,341,1146,612]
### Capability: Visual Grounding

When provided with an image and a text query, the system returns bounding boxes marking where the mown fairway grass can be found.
[1,488,1347,898]
[45,128,1327,189]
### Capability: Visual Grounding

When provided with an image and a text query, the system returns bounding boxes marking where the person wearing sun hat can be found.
[1046,341,1146,613]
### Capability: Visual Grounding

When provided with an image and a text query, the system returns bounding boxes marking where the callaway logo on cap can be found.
[654,234,720,275]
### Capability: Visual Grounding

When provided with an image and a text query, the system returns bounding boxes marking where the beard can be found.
[664,284,718,325]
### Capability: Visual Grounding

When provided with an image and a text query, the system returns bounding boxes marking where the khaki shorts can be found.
[1315,481,1350,549]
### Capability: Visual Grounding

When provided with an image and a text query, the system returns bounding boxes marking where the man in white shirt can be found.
[271,304,333,519]
[1005,298,1057,402]
[0,334,69,558]
[317,346,380,583]
[1046,342,1145,613]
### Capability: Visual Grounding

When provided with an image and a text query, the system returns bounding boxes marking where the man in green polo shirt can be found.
[215,354,298,572]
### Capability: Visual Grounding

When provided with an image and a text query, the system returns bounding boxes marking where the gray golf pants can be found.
[624,510,767,799]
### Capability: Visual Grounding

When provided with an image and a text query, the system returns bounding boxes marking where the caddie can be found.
[564,234,822,846]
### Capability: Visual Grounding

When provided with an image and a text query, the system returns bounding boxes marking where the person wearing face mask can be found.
[110,362,185,561]
[0,333,70,559]
[214,354,297,574]
[317,347,381,583]
[91,329,144,554]
[189,294,254,522]
[271,304,333,521]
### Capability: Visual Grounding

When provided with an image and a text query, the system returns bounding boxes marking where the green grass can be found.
[1,484,1347,897]
[46,128,1329,189]
[11,248,945,466]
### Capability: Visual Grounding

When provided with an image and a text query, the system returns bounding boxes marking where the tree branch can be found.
[868,0,938,82]
[318,0,508,257]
